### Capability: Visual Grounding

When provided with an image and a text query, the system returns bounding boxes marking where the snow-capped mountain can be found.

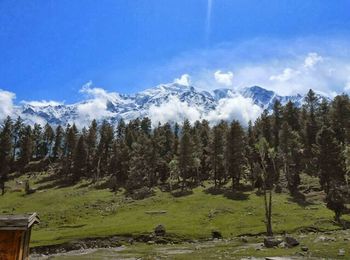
[14,84,306,126]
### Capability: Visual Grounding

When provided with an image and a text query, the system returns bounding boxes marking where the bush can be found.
[129,187,154,200]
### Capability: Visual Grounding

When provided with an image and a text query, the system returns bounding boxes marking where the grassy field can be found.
[1,171,348,252]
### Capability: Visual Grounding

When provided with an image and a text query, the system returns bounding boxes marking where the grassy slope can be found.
[0,172,348,249]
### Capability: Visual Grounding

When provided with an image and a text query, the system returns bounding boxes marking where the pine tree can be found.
[225,120,245,191]
[140,117,152,136]
[18,125,33,170]
[12,116,24,160]
[246,120,257,187]
[314,126,346,193]
[96,120,114,178]
[199,120,211,181]
[178,119,194,190]
[283,101,300,131]
[173,122,180,156]
[53,125,64,160]
[42,123,54,157]
[152,124,173,184]
[72,135,87,182]
[191,121,203,184]
[62,124,78,176]
[330,94,350,144]
[279,122,301,194]
[255,137,277,236]
[303,89,320,175]
[126,134,153,191]
[259,109,272,144]
[32,123,43,159]
[209,122,226,187]
[114,139,130,187]
[86,120,98,177]
[317,98,330,127]
[272,99,282,148]
[0,117,13,194]
[117,119,126,139]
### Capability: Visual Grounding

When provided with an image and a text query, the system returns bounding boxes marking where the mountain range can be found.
[15,84,307,126]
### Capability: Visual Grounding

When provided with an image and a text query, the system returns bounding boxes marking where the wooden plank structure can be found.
[0,213,39,260]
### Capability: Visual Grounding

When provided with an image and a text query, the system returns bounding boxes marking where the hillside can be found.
[2,170,350,259]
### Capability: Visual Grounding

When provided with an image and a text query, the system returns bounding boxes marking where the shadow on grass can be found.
[36,178,73,190]
[288,190,314,207]
[223,190,250,200]
[35,172,80,190]
[170,189,193,197]
[204,186,225,195]
[204,186,250,200]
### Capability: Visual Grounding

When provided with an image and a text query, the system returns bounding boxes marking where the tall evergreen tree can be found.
[178,119,194,190]
[12,116,24,160]
[126,134,153,191]
[72,135,87,181]
[18,125,33,170]
[0,117,13,194]
[302,90,320,174]
[209,122,226,187]
[330,94,350,144]
[314,126,346,193]
[86,120,98,177]
[32,123,43,159]
[53,125,64,160]
[279,122,301,194]
[272,99,283,149]
[43,123,54,157]
[225,120,245,191]
[283,101,300,131]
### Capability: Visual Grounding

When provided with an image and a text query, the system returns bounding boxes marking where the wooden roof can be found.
[0,213,40,230]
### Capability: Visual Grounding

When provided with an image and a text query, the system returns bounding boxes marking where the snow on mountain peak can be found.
[11,84,306,127]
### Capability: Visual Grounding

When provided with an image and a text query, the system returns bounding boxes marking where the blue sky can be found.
[1,0,350,103]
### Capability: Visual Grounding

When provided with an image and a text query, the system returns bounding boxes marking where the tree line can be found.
[1,89,350,228]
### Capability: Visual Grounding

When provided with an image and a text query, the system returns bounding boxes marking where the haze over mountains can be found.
[0,81,311,127]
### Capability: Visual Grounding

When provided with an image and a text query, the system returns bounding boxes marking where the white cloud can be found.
[157,38,350,96]
[174,74,191,86]
[80,81,121,100]
[22,100,64,107]
[206,95,262,125]
[148,93,262,127]
[148,96,201,126]
[269,68,300,82]
[76,82,120,127]
[304,52,323,69]
[344,80,350,92]
[214,70,234,86]
[0,89,15,120]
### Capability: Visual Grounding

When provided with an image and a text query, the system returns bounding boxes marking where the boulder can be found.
[154,224,166,236]
[212,230,223,239]
[240,236,248,243]
[285,236,299,247]
[264,237,282,248]
[301,246,309,252]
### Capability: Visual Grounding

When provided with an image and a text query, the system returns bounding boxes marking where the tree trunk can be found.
[267,189,273,236]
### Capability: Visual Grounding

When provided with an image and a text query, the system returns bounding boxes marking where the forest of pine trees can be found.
[1,89,350,224]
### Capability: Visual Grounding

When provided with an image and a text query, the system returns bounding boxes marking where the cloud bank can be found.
[0,89,15,120]
[149,94,262,127]
[214,70,234,86]
[154,37,350,96]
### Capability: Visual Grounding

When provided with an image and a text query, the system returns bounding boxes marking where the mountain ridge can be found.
[13,84,309,126]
